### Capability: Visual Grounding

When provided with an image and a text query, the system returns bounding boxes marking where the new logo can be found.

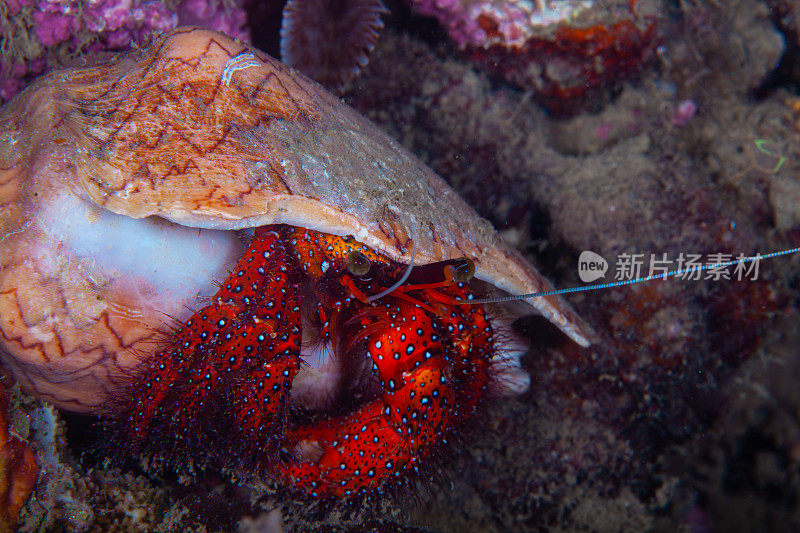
[578,251,608,283]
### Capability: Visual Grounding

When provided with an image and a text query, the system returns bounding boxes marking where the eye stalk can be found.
[346,250,372,276]
[449,258,476,283]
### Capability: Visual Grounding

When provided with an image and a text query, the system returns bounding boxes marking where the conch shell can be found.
[0,27,591,412]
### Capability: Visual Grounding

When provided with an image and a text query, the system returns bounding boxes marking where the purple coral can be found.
[31,5,80,47]
[83,0,179,48]
[0,0,249,103]
[3,0,32,16]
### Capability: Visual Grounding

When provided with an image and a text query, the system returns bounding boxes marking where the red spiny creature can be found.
[1,27,592,507]
[119,224,497,498]
[126,228,302,464]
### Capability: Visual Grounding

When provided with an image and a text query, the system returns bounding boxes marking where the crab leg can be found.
[282,284,492,497]
[123,227,302,459]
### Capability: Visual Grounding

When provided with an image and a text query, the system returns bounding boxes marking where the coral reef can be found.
[2,0,662,110]
[1,0,389,103]
[6,385,206,531]
[407,0,661,112]
[0,0,249,102]
[0,385,36,532]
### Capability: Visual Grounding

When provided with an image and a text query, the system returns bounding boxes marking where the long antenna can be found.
[367,241,417,302]
[456,247,800,305]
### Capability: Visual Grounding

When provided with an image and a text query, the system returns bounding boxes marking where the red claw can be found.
[118,224,496,498]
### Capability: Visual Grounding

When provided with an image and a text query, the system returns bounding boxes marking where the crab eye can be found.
[451,258,475,283]
[346,251,372,276]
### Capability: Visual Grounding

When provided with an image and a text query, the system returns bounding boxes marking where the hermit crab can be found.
[0,27,591,498]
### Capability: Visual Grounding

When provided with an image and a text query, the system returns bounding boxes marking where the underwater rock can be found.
[407,0,661,113]
[0,385,36,532]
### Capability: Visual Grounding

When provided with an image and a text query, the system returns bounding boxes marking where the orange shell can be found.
[0,27,591,411]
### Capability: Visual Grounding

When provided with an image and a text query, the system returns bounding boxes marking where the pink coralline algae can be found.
[0,0,249,102]
[31,5,81,46]
[407,0,660,113]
